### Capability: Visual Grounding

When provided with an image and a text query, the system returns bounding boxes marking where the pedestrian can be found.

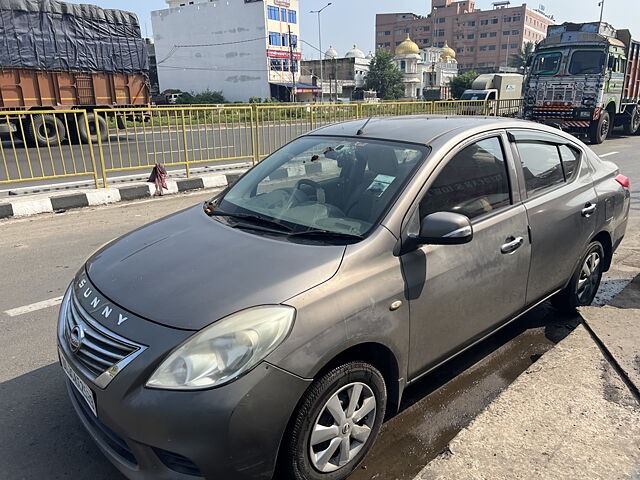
[148,163,168,196]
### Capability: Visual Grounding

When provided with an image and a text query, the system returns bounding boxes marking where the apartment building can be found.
[152,0,308,101]
[376,0,555,72]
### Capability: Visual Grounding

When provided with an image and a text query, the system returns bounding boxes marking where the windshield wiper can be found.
[288,229,364,241]
[207,210,293,232]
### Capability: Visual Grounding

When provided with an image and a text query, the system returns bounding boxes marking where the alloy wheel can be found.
[309,382,376,473]
[600,116,609,139]
[576,251,601,303]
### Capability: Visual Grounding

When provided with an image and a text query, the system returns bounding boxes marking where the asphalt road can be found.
[0,134,638,480]
[0,120,326,195]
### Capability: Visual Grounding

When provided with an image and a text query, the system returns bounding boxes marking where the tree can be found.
[449,70,478,99]
[509,41,535,70]
[364,50,405,101]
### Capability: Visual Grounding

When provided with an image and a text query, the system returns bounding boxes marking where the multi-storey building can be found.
[376,0,555,72]
[152,0,311,101]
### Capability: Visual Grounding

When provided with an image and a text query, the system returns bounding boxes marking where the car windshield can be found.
[531,52,563,75]
[213,136,429,238]
[460,91,486,100]
[568,50,606,75]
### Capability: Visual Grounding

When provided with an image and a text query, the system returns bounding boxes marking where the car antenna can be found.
[356,117,373,136]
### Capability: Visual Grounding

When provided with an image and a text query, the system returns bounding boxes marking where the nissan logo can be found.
[69,325,85,354]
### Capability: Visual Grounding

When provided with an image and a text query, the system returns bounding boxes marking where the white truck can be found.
[461,73,524,115]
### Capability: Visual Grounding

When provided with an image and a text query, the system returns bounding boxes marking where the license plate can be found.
[59,348,97,417]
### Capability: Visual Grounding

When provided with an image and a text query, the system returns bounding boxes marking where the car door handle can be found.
[581,203,597,217]
[501,236,524,254]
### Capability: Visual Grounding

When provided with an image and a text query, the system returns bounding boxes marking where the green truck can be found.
[523,22,640,144]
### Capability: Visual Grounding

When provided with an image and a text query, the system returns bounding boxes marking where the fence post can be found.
[94,111,108,188]
[250,106,259,165]
[310,106,315,131]
[181,109,191,178]
[84,111,100,189]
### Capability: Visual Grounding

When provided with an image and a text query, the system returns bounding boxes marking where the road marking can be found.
[600,152,619,158]
[4,296,63,317]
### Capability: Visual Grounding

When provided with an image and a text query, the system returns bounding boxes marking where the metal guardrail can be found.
[0,99,524,189]
[0,109,99,187]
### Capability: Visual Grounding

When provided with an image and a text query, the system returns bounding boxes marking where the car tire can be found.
[280,361,387,480]
[552,241,605,312]
[589,110,611,144]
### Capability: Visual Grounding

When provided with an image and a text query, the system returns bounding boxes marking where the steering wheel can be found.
[285,179,326,209]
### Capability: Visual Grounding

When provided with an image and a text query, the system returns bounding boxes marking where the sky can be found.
[65,0,640,60]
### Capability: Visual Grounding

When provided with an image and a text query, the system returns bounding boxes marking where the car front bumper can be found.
[58,276,311,480]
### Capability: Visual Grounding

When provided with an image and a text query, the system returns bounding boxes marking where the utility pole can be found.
[310,3,332,103]
[599,0,605,23]
[288,24,296,103]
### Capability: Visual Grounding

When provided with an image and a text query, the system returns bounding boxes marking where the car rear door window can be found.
[558,144,580,180]
[515,142,564,195]
[420,137,511,220]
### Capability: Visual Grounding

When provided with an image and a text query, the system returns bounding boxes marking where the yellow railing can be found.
[0,98,524,189]
[0,109,99,187]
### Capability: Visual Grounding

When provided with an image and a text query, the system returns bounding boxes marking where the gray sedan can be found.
[57,116,630,480]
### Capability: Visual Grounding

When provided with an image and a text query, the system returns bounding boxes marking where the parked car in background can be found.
[57,115,630,480]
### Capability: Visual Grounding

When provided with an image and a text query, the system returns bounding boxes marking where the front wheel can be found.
[552,241,604,312]
[280,362,387,480]
[589,110,611,144]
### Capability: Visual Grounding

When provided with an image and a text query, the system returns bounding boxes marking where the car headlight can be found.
[146,306,295,390]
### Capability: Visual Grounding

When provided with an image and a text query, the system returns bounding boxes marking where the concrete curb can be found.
[0,172,236,220]
[0,160,332,220]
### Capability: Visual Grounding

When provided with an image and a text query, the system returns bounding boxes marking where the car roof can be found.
[307,115,565,146]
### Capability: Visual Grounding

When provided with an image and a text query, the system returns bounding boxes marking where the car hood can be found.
[86,205,345,330]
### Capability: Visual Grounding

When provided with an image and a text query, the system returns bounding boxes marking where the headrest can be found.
[359,144,398,176]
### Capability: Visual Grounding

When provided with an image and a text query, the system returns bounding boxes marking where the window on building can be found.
[491,18,498,24]
[479,46,487,51]
[502,44,508,49]
[467,46,475,52]
[468,21,476,26]
[480,19,489,25]
[419,137,511,220]
[513,15,521,21]
[488,45,496,50]
[436,29,445,37]
[480,32,488,38]
[270,58,282,71]
[400,60,406,72]
[504,16,511,22]
[288,9,297,24]
[456,47,464,53]
[282,33,289,47]
[503,31,510,35]
[512,30,520,35]
[511,43,519,49]
[290,34,298,47]
[437,41,445,47]
[280,8,287,22]
[267,5,279,20]
[467,33,474,39]
[489,31,497,37]
[269,32,281,46]
[423,26,430,31]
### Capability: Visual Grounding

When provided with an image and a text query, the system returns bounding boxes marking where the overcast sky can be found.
[66,0,640,60]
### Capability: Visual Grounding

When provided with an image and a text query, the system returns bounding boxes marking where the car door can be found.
[507,130,598,305]
[400,132,531,379]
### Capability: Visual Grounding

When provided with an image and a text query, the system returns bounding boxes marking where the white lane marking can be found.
[599,152,619,158]
[4,296,63,317]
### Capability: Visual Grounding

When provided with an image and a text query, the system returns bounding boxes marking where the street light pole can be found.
[310,2,332,103]
[599,0,605,23]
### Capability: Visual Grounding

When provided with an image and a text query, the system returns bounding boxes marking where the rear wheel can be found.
[280,362,387,480]
[552,241,605,312]
[25,114,66,147]
[589,110,611,144]
[77,112,108,144]
[622,106,640,135]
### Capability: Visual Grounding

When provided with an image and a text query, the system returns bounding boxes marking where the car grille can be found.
[61,290,143,386]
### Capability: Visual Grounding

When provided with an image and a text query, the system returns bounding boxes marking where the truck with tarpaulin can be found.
[522,22,640,144]
[0,0,150,146]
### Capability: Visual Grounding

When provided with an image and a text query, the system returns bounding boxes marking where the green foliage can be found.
[509,41,535,70]
[450,70,479,99]
[364,50,405,101]
[176,89,226,105]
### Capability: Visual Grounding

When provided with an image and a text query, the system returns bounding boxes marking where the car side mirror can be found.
[415,212,473,245]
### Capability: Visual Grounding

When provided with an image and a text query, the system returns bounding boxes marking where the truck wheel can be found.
[622,107,640,135]
[78,113,108,144]
[26,114,66,147]
[588,110,610,144]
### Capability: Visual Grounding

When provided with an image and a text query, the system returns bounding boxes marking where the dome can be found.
[440,41,456,61]
[366,51,374,60]
[325,45,339,59]
[345,44,366,59]
[396,35,420,55]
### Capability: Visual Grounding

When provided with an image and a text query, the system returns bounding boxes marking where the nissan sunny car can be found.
[57,116,630,480]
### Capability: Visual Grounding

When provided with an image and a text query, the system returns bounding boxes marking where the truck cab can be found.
[523,22,640,144]
[461,73,523,115]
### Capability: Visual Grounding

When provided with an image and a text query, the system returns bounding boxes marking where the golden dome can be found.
[396,35,420,55]
[441,41,456,61]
